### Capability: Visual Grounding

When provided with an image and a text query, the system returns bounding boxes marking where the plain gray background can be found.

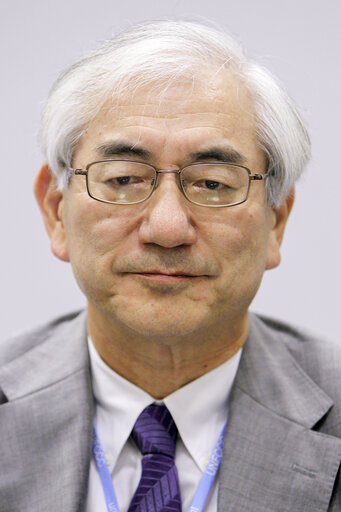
[1,0,340,341]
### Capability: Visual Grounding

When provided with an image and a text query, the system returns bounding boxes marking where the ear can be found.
[34,164,70,262]
[265,188,295,270]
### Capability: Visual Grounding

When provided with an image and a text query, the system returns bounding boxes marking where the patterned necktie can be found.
[127,404,182,512]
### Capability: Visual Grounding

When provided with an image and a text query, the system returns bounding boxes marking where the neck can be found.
[87,307,248,399]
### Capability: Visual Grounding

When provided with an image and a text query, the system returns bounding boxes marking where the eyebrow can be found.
[95,141,246,165]
[189,147,247,165]
[95,141,152,160]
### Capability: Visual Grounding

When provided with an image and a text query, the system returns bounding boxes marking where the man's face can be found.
[45,72,288,342]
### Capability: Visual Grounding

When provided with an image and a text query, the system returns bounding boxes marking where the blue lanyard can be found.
[92,421,227,512]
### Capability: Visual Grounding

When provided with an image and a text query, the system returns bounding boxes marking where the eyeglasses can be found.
[68,159,268,208]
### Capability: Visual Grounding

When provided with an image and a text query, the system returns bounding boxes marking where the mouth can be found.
[122,269,209,285]
[135,271,201,281]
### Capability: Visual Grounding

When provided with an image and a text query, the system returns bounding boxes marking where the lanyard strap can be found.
[189,423,226,512]
[93,421,227,512]
[93,424,120,512]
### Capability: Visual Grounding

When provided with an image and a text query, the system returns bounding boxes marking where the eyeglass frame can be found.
[67,159,269,208]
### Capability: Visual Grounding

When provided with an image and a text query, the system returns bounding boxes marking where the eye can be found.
[105,175,144,187]
[203,180,225,190]
[115,176,131,185]
[193,179,229,191]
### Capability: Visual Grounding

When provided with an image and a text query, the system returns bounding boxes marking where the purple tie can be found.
[127,404,182,512]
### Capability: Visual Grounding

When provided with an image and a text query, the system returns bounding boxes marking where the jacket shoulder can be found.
[252,313,341,431]
[0,311,84,366]
[253,313,341,372]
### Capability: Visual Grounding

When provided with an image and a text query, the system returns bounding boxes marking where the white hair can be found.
[40,20,311,207]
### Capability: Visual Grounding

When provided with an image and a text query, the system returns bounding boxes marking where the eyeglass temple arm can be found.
[72,169,87,175]
[250,173,268,180]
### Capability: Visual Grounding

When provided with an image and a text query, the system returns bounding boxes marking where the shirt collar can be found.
[164,349,241,471]
[88,337,241,472]
[88,338,154,468]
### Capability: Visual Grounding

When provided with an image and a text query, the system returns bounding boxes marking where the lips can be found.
[133,272,200,284]
[138,270,201,277]
[115,256,220,279]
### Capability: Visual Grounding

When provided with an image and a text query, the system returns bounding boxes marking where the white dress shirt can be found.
[85,338,241,512]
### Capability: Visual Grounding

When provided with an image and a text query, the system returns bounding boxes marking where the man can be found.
[1,20,341,512]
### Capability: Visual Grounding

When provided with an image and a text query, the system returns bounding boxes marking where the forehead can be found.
[73,71,261,167]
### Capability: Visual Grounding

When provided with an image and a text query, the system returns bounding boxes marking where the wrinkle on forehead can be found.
[101,69,254,122]
[73,69,263,170]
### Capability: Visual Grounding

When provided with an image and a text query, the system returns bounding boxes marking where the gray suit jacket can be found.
[1,311,341,511]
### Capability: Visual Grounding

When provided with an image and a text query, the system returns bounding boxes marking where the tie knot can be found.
[131,404,178,459]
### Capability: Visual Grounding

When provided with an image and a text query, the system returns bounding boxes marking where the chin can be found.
[126,319,204,339]
[91,291,215,341]
[114,308,209,340]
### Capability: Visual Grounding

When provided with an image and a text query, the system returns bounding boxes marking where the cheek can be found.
[207,207,271,291]
[206,205,270,253]
[67,200,133,251]
[63,200,137,285]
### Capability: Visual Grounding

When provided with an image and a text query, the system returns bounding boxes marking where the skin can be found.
[35,72,294,398]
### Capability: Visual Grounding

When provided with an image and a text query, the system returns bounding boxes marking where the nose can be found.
[138,174,197,248]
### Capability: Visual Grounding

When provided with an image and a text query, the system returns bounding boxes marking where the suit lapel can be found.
[0,312,93,512]
[218,315,341,512]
